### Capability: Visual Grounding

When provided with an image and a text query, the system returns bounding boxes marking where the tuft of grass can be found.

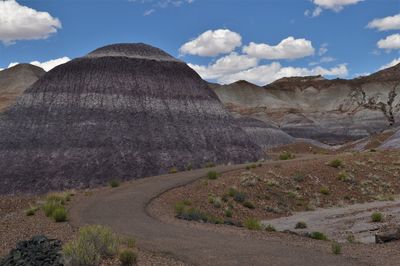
[371,212,383,222]
[279,151,295,160]
[119,249,137,266]
[207,171,219,180]
[243,201,255,209]
[265,224,276,232]
[310,231,328,241]
[124,237,136,249]
[295,221,307,229]
[233,192,247,203]
[228,187,238,197]
[293,172,305,182]
[43,199,62,217]
[319,186,330,195]
[109,179,120,188]
[174,200,191,215]
[168,167,178,174]
[331,242,342,255]
[244,218,262,230]
[328,159,343,168]
[25,205,39,216]
[224,208,233,218]
[52,207,68,222]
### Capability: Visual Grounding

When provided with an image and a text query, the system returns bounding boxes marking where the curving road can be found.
[70,157,366,265]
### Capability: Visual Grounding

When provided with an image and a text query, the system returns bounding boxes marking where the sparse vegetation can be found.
[119,249,137,266]
[279,151,295,160]
[109,179,120,188]
[347,234,356,243]
[295,221,307,229]
[319,186,330,195]
[310,231,328,241]
[293,172,305,182]
[205,162,216,168]
[25,205,39,216]
[331,242,342,255]
[371,212,383,222]
[168,167,178,174]
[224,208,233,218]
[228,187,238,197]
[63,225,119,266]
[233,192,247,203]
[244,218,262,230]
[207,171,219,180]
[52,207,68,222]
[328,159,343,168]
[243,201,255,209]
[265,224,276,232]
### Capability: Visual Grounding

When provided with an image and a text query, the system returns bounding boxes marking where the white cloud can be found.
[5,57,70,72]
[0,0,61,45]
[242,37,315,60]
[179,29,242,57]
[309,56,336,66]
[318,43,328,56]
[379,58,400,70]
[188,52,257,79]
[367,13,400,31]
[377,34,400,50]
[307,0,364,17]
[143,9,155,16]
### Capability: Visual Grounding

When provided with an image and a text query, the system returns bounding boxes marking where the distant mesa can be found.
[0,43,263,194]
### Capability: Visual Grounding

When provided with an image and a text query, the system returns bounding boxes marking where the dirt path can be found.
[263,199,400,244]
[70,156,366,266]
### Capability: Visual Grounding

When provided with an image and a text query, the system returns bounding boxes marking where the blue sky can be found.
[0,0,399,85]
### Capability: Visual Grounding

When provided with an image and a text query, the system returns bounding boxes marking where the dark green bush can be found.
[109,179,120,188]
[52,207,68,222]
[310,231,328,240]
[371,212,383,222]
[207,171,219,180]
[119,249,137,266]
[243,201,255,209]
[233,192,247,203]
[279,151,295,160]
[328,159,343,168]
[295,221,307,229]
[244,218,262,230]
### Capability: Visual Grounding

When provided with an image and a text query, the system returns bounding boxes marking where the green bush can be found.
[265,224,276,232]
[43,200,62,217]
[331,242,342,255]
[310,231,328,241]
[109,179,120,188]
[52,207,68,222]
[279,151,295,160]
[244,218,262,230]
[224,209,233,218]
[295,221,307,229]
[243,201,255,209]
[233,192,247,203]
[228,187,238,197]
[207,171,219,180]
[174,200,191,215]
[293,172,305,182]
[328,159,343,168]
[168,167,178,174]
[119,249,137,266]
[25,205,39,216]
[63,225,119,266]
[319,187,330,195]
[125,237,136,249]
[205,162,216,168]
[371,212,383,222]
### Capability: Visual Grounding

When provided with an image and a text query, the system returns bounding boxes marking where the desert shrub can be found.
[293,172,305,182]
[319,187,330,195]
[52,207,68,222]
[331,242,342,255]
[337,171,350,182]
[279,151,295,160]
[328,159,343,168]
[46,193,71,205]
[371,212,383,222]
[250,163,257,169]
[63,225,119,266]
[212,197,222,208]
[310,231,328,241]
[207,171,219,180]
[25,205,39,216]
[265,224,276,232]
[295,221,307,229]
[186,164,193,171]
[124,237,136,249]
[244,218,262,230]
[205,162,216,168]
[243,201,255,209]
[224,208,233,218]
[119,249,137,266]
[233,192,247,203]
[246,165,251,170]
[43,200,62,217]
[370,149,377,152]
[174,200,191,215]
[182,208,208,222]
[228,187,238,197]
[109,179,120,188]
[168,167,178,174]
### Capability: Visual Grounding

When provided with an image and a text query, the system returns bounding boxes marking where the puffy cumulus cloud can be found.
[188,52,258,79]
[380,58,400,70]
[367,13,400,31]
[0,0,61,45]
[5,57,70,72]
[306,0,364,17]
[377,34,400,50]
[242,37,315,60]
[179,29,242,57]
[192,62,348,86]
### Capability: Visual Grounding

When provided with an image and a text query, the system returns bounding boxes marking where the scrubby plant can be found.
[279,151,295,160]
[119,249,137,266]
[205,162,216,168]
[224,208,233,218]
[295,221,307,229]
[250,163,257,169]
[346,234,355,243]
[228,187,238,197]
[244,218,262,230]
[207,171,219,180]
[43,199,62,217]
[52,207,68,222]
[371,212,383,222]
[319,186,330,195]
[212,197,222,208]
[293,172,305,182]
[243,201,255,209]
[331,242,342,255]
[328,159,343,168]
[63,225,119,266]
[174,200,191,215]
[186,164,193,171]
[168,167,178,174]
[109,179,120,188]
[310,231,328,241]
[233,192,247,203]
[25,205,39,216]
[265,224,276,232]
[337,171,349,182]
[124,237,136,249]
